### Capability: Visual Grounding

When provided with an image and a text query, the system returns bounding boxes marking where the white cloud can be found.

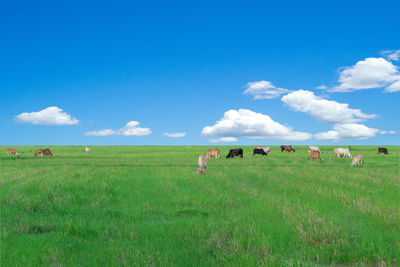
[201,109,312,141]
[15,106,79,125]
[380,130,396,135]
[243,80,291,99]
[381,50,400,61]
[331,57,400,92]
[316,85,327,90]
[209,137,238,143]
[85,121,151,136]
[163,132,186,138]
[385,80,400,92]
[315,123,380,140]
[281,90,376,123]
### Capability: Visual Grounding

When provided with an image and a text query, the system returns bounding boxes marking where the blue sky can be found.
[1,0,399,145]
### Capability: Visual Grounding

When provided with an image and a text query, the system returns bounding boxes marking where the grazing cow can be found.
[350,154,363,167]
[255,146,271,155]
[43,148,53,156]
[34,149,43,157]
[308,150,320,160]
[196,155,209,174]
[378,147,388,154]
[204,148,220,159]
[85,147,90,154]
[308,146,320,153]
[281,145,295,152]
[334,148,352,158]
[226,148,243,158]
[6,148,20,156]
[263,146,271,155]
[253,148,268,156]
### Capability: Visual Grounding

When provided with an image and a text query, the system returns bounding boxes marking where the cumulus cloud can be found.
[15,106,79,125]
[316,85,327,90]
[201,109,312,141]
[281,90,376,123]
[209,137,238,143]
[85,121,151,136]
[315,123,383,140]
[385,80,400,92]
[163,132,186,138]
[331,57,400,92]
[243,80,291,99]
[381,49,400,61]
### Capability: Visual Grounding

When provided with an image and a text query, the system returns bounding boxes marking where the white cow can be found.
[334,148,352,158]
[263,147,271,155]
[197,155,209,174]
[308,146,320,153]
[85,147,90,154]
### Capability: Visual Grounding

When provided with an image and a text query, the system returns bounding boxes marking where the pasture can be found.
[1,146,399,266]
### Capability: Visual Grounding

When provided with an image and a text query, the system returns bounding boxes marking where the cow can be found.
[308,150,320,160]
[196,155,209,174]
[6,148,20,156]
[308,146,320,153]
[226,148,243,158]
[43,148,53,156]
[378,147,388,155]
[281,145,295,152]
[350,154,363,167]
[334,148,352,158]
[204,148,220,159]
[34,149,43,157]
[85,147,90,154]
[253,148,268,156]
[255,146,271,155]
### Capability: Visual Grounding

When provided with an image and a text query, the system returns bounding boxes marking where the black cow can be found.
[378,147,388,154]
[226,148,243,158]
[253,148,268,156]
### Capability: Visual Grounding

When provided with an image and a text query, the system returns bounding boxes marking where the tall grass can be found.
[1,146,399,266]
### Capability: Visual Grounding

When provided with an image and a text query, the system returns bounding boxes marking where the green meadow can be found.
[1,146,399,266]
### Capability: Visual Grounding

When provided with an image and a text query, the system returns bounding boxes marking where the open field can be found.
[1,145,399,266]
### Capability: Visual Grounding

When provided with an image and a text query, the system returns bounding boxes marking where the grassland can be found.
[1,145,399,266]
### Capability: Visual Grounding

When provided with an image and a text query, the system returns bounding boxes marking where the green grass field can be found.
[1,146,399,266]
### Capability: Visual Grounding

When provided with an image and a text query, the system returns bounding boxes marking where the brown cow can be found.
[281,145,295,152]
[308,150,320,160]
[6,148,19,156]
[34,149,43,157]
[254,145,265,149]
[350,154,363,167]
[204,148,220,159]
[43,148,53,156]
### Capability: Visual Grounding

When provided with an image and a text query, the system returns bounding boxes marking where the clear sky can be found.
[1,0,399,145]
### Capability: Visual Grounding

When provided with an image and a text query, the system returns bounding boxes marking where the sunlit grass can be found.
[1,145,399,266]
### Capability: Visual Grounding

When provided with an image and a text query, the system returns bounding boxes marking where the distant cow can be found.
[196,155,209,174]
[255,146,271,155]
[334,148,352,158]
[43,148,53,156]
[281,145,295,152]
[308,146,320,153]
[85,147,90,154]
[350,154,363,167]
[226,148,243,158]
[204,148,220,159]
[6,148,19,156]
[34,149,43,157]
[253,148,268,156]
[308,150,320,160]
[378,147,388,154]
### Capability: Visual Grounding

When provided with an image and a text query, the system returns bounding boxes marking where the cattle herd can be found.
[196,146,390,174]
[4,146,390,174]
